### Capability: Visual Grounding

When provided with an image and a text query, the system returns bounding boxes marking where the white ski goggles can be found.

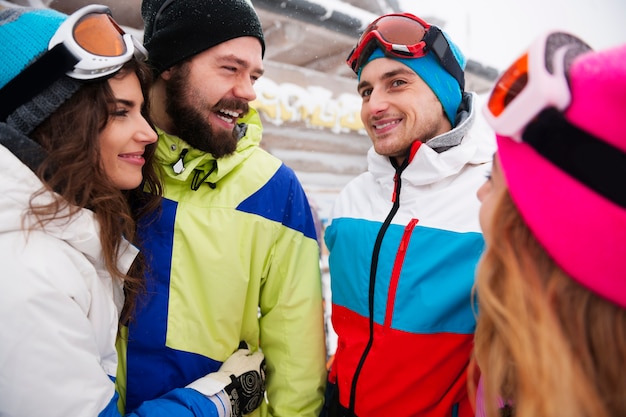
[483,31,592,141]
[48,4,147,80]
[0,4,147,121]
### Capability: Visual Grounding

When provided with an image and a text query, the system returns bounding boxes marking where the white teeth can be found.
[217,114,232,123]
[374,120,399,130]
[220,109,240,118]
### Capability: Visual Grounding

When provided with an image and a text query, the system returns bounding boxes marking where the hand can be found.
[220,348,266,416]
[187,345,265,417]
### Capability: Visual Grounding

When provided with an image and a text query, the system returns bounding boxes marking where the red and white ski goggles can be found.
[346,13,464,90]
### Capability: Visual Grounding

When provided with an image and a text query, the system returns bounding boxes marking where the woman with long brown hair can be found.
[473,32,626,417]
[0,5,264,417]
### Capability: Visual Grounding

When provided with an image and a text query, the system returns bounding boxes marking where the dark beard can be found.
[165,64,249,158]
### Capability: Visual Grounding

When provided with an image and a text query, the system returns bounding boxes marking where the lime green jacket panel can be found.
[132,109,326,416]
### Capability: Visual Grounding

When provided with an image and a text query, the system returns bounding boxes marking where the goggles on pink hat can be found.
[483,31,591,140]
[346,13,465,91]
[483,31,626,209]
[482,31,626,308]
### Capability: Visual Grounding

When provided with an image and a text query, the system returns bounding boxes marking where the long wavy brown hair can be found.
[29,58,162,324]
[473,187,626,417]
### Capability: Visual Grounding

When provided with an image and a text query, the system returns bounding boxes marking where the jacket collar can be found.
[0,122,139,276]
[368,92,496,187]
[155,108,264,186]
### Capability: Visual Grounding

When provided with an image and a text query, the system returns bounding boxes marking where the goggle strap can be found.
[425,28,465,91]
[354,41,379,72]
[524,108,626,208]
[0,44,78,122]
[439,45,465,92]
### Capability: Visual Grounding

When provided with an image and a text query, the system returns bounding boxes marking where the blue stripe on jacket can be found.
[326,217,482,335]
[126,198,222,412]
[237,164,317,240]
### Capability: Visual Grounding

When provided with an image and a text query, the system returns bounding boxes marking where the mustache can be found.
[211,98,250,117]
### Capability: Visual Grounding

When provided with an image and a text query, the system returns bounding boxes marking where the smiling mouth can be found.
[373,119,400,130]
[216,108,241,124]
[119,154,144,159]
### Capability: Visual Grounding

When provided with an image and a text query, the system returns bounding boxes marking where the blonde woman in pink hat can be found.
[473,31,626,417]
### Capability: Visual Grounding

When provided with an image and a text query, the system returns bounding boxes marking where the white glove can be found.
[187,346,265,417]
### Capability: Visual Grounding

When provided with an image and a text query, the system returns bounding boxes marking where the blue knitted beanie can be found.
[0,7,81,134]
[359,37,466,126]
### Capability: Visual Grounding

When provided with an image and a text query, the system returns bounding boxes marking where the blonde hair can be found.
[473,187,626,417]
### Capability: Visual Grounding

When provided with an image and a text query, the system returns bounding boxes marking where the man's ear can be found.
[161,68,173,81]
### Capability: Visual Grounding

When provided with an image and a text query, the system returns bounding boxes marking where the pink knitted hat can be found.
[497,43,626,308]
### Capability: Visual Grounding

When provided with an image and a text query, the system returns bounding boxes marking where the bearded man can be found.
[115,1,327,416]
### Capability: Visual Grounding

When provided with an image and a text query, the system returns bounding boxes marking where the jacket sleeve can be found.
[0,234,121,417]
[0,232,227,417]
[258,177,327,417]
[119,388,228,417]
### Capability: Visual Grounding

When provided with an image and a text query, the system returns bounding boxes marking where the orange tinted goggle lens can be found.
[488,53,529,117]
[361,15,427,47]
[73,13,127,57]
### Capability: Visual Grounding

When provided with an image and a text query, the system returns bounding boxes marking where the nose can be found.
[476,180,488,202]
[365,89,389,116]
[136,116,158,144]
[233,75,257,102]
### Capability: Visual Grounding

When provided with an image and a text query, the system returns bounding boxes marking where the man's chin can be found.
[211,126,236,137]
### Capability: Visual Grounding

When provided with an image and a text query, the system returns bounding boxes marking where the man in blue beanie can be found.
[116,0,326,416]
[322,13,496,416]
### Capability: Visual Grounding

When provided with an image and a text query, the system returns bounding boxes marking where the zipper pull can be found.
[392,173,398,203]
[172,149,189,174]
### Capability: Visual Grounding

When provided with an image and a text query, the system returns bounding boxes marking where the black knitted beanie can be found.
[141,0,266,74]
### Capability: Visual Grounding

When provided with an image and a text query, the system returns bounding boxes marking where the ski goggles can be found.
[346,13,465,91]
[48,4,147,80]
[0,4,146,121]
[482,31,592,141]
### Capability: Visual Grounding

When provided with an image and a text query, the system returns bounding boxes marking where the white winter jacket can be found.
[324,93,496,416]
[0,136,137,416]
